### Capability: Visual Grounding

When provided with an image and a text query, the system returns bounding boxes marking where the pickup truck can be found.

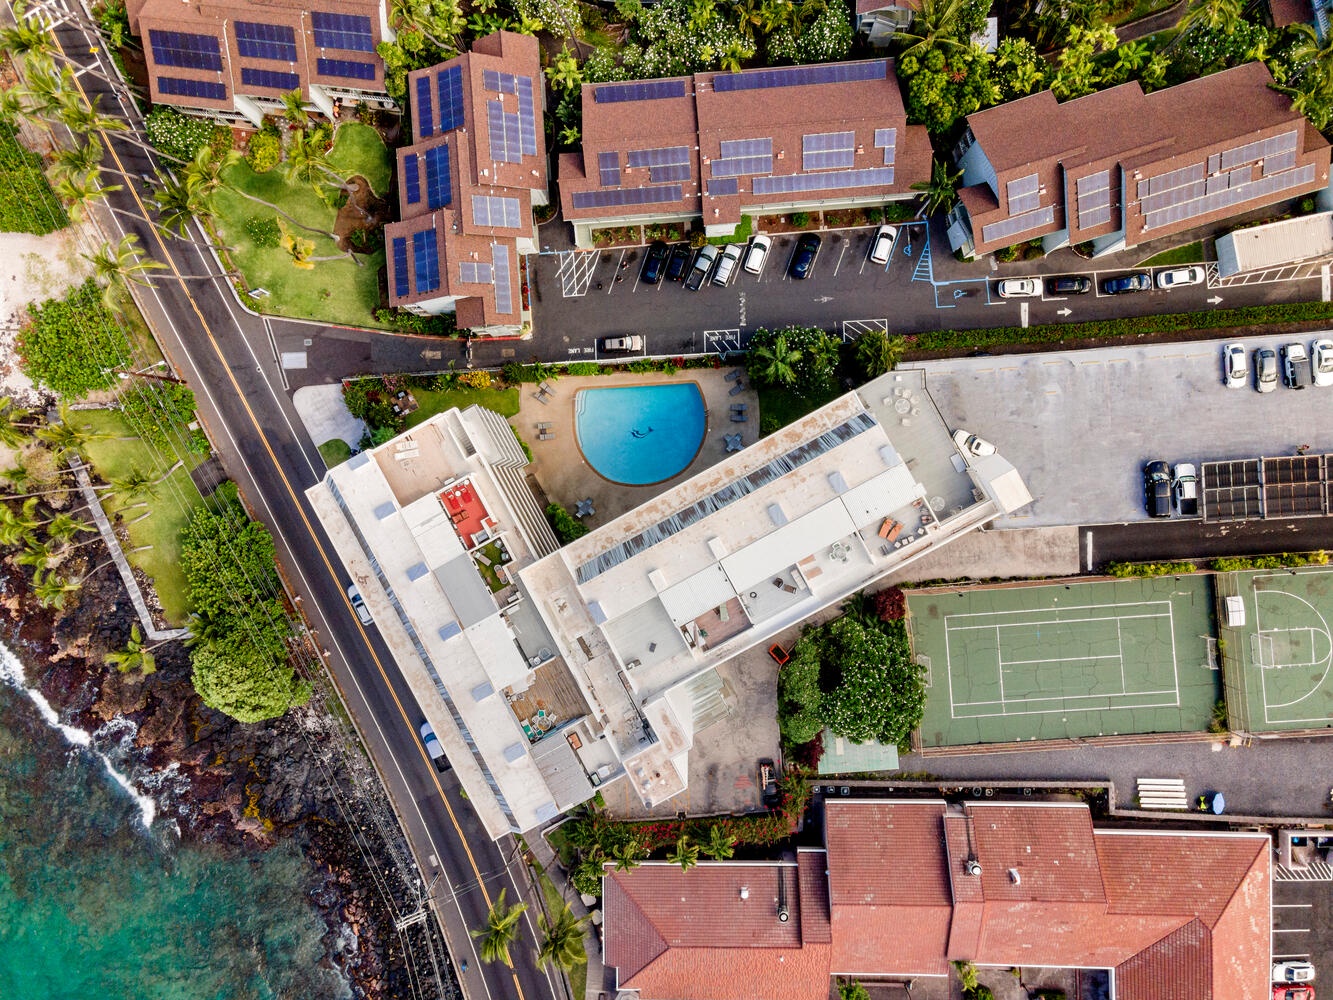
[1173,463,1199,517]
[1282,342,1312,389]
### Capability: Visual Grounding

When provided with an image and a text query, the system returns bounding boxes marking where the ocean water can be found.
[0,644,353,1000]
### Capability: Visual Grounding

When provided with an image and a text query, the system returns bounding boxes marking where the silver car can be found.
[1254,347,1278,393]
[711,243,743,286]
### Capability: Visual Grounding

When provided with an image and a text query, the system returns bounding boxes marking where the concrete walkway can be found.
[292,383,367,458]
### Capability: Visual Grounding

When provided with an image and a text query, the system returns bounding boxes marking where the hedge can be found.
[1210,551,1328,572]
[0,116,68,234]
[1107,560,1197,578]
[18,280,131,398]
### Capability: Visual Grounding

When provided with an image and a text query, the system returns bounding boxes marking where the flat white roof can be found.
[1216,211,1333,276]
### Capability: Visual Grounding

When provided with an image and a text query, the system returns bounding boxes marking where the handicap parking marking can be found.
[555,250,601,297]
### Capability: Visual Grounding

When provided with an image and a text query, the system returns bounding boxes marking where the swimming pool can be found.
[575,383,707,486]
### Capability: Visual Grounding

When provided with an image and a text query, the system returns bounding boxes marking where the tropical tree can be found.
[611,839,644,872]
[83,234,167,310]
[105,622,158,675]
[471,889,529,967]
[546,47,583,91]
[895,0,981,58]
[0,397,38,448]
[747,334,803,387]
[701,824,736,861]
[1176,0,1244,37]
[36,408,109,462]
[277,219,356,269]
[912,157,962,217]
[51,169,121,223]
[536,901,589,971]
[854,329,904,379]
[667,833,699,872]
[32,568,80,609]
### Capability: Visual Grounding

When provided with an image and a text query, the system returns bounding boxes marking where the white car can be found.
[1223,343,1247,388]
[952,428,996,458]
[743,235,771,275]
[1312,338,1333,387]
[1155,265,1206,289]
[1273,961,1316,983]
[711,243,743,286]
[868,225,897,265]
[346,584,372,626]
[996,277,1041,298]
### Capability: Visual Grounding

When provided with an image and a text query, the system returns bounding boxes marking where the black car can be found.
[1144,460,1171,518]
[1103,272,1151,295]
[639,241,669,285]
[758,758,780,808]
[664,243,691,283]
[789,233,821,279]
[1047,275,1091,295]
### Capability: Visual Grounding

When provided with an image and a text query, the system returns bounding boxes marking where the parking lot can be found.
[913,333,1333,529]
[1274,870,1332,991]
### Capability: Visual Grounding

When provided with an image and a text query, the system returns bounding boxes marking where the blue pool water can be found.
[575,383,707,486]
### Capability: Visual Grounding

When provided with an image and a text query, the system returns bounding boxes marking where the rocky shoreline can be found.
[3,559,438,1000]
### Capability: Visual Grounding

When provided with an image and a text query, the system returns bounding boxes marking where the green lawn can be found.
[756,383,840,436]
[75,410,206,625]
[317,438,353,468]
[404,386,521,427]
[536,866,588,1000]
[210,124,392,328]
[1138,241,1206,267]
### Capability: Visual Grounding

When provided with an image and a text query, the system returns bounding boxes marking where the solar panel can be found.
[317,58,375,80]
[650,163,692,182]
[235,22,296,62]
[571,185,683,209]
[487,101,523,164]
[459,261,493,283]
[980,204,1055,245]
[628,146,689,169]
[424,146,451,209]
[598,151,620,187]
[593,79,688,103]
[710,155,772,177]
[804,150,855,170]
[1264,149,1298,176]
[416,75,434,137]
[720,138,771,158]
[157,76,226,100]
[1007,173,1040,214]
[437,65,465,132]
[311,12,374,52]
[802,132,855,171]
[517,77,537,157]
[708,177,739,196]
[149,30,222,71]
[712,60,884,92]
[412,230,440,293]
[1075,169,1112,230]
[403,154,421,204]
[1143,162,1314,231]
[752,167,894,196]
[241,67,298,91]
[874,127,897,167]
[491,244,513,314]
[472,195,521,229]
[483,69,520,94]
[392,237,410,297]
[1220,130,1298,172]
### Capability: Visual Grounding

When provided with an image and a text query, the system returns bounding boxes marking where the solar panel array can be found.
[712,60,884,92]
[752,167,893,196]
[483,69,519,94]
[575,411,877,584]
[1006,173,1040,215]
[874,127,896,166]
[241,67,298,91]
[593,79,688,103]
[311,12,374,52]
[627,145,690,183]
[424,146,452,209]
[708,177,739,196]
[1075,170,1112,230]
[437,65,466,132]
[412,229,440,293]
[416,75,434,136]
[1216,130,1298,172]
[392,237,410,297]
[980,204,1054,245]
[317,57,375,80]
[158,76,226,100]
[571,185,683,209]
[712,138,772,177]
[803,132,855,171]
[491,244,513,314]
[1143,162,1315,231]
[403,154,420,204]
[459,261,492,284]
[598,152,620,187]
[472,195,521,229]
[487,103,523,163]
[149,30,222,71]
[235,22,296,62]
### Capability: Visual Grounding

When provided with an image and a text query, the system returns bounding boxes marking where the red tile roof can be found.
[824,800,950,906]
[1115,919,1211,1000]
[968,803,1106,903]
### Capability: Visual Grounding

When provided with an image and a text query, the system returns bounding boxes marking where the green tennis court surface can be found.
[1217,568,1333,733]
[910,577,1220,747]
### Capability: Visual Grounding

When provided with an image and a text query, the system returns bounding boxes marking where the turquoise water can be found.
[574,383,707,486]
[0,647,352,1000]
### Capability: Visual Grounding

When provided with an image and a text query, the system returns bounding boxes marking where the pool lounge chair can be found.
[730,412,747,422]
[724,368,743,382]
[728,382,746,396]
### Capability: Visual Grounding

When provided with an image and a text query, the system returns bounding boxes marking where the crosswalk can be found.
[1275,860,1333,881]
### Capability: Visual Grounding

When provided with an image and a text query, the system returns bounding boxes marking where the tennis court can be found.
[910,577,1220,747]
[1217,567,1333,732]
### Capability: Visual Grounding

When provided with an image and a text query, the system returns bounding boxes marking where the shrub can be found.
[791,211,812,228]
[118,382,208,454]
[837,980,871,1000]
[565,362,602,376]
[790,732,825,770]
[870,586,907,621]
[373,308,457,337]
[245,214,281,248]
[457,370,492,390]
[1209,551,1328,571]
[1106,560,1196,578]
[0,116,68,234]
[244,128,282,172]
[546,503,588,544]
[342,378,403,431]
[18,280,130,398]
[145,106,219,163]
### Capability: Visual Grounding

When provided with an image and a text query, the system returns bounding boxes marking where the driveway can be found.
[911,334,1333,528]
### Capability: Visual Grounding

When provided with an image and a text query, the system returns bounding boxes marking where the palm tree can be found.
[110,466,161,505]
[854,328,903,378]
[701,824,736,861]
[36,407,108,462]
[0,398,38,448]
[667,832,699,872]
[546,48,583,92]
[83,234,167,310]
[45,511,94,546]
[14,537,57,571]
[611,839,643,872]
[911,158,962,218]
[0,497,42,547]
[51,169,121,223]
[31,568,80,609]
[471,888,528,968]
[279,88,310,129]
[536,900,589,972]
[1177,0,1243,36]
[277,219,355,269]
[105,622,158,675]
[895,0,972,58]
[45,135,106,186]
[748,334,803,387]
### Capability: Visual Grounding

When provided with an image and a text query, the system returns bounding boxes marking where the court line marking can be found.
[947,611,1170,631]
[942,600,1172,620]
[1254,578,1333,720]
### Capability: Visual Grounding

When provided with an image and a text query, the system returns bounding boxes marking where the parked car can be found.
[664,243,692,283]
[1274,962,1317,983]
[1155,265,1206,288]
[868,225,897,265]
[419,721,451,772]
[789,233,821,279]
[712,243,743,286]
[1144,460,1171,518]
[952,428,996,458]
[757,758,780,808]
[1103,272,1151,294]
[1281,342,1312,389]
[685,245,719,290]
[639,241,669,285]
[996,277,1041,298]
[346,584,372,626]
[601,334,643,353]
[743,235,772,275]
[1223,342,1248,388]
[1173,463,1198,516]
[1255,347,1278,392]
[1047,275,1091,295]
[1312,338,1333,387]
[1272,987,1314,1000]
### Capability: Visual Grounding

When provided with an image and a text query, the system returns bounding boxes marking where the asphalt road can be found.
[46,15,557,1000]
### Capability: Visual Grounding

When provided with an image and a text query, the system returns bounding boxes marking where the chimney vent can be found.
[739,886,749,900]
[965,859,982,877]
[1008,868,1021,885]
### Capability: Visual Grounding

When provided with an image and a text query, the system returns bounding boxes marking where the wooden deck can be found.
[507,656,591,740]
[694,597,750,651]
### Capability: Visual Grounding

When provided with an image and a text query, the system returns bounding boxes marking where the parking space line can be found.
[832,241,849,277]
[1275,903,1314,908]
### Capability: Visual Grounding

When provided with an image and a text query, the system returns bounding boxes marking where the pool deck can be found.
[517,369,758,526]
